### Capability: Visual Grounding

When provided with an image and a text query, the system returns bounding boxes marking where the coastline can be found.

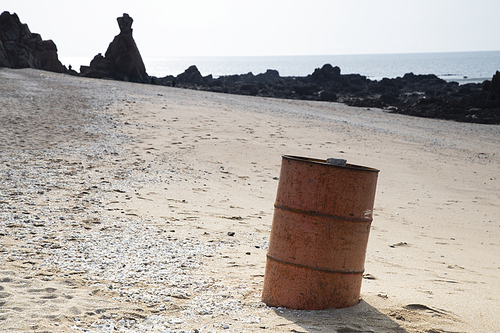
[1,68,499,332]
[60,51,500,83]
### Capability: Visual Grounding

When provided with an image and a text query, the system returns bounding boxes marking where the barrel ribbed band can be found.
[274,204,372,223]
[266,254,365,275]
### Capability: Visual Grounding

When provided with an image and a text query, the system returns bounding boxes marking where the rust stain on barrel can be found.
[261,155,379,310]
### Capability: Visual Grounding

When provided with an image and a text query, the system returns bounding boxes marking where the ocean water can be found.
[60,51,500,84]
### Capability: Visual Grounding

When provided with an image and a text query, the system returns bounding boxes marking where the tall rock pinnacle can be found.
[81,13,149,83]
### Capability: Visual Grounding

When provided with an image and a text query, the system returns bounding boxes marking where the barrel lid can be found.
[282,155,379,173]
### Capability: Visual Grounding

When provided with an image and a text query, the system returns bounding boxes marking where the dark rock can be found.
[318,90,337,102]
[379,77,398,88]
[66,68,79,76]
[293,84,319,96]
[81,13,149,83]
[310,64,341,82]
[0,11,65,72]
[240,84,259,96]
[483,71,500,94]
[379,93,398,105]
[149,62,499,124]
[176,65,203,84]
[254,69,281,84]
[172,65,214,88]
[150,75,175,86]
[402,72,445,85]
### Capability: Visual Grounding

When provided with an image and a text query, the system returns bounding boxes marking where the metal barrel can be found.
[261,155,379,310]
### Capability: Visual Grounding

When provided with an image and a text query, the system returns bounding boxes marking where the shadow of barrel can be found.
[271,299,408,333]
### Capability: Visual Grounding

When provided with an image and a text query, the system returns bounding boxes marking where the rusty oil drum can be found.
[261,155,379,310]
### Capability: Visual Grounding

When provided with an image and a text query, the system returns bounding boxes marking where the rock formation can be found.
[151,64,500,124]
[81,13,149,83]
[0,11,66,73]
[176,65,209,85]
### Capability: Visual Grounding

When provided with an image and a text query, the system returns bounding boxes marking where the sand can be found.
[0,68,499,333]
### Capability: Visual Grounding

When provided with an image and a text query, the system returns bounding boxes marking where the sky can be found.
[3,0,500,59]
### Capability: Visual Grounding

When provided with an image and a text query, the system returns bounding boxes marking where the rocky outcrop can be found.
[151,64,500,124]
[483,71,500,96]
[176,65,212,85]
[0,11,66,73]
[81,13,149,83]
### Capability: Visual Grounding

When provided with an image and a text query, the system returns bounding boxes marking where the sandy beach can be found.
[1,68,499,332]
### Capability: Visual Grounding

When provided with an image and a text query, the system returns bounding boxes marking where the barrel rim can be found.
[282,155,380,173]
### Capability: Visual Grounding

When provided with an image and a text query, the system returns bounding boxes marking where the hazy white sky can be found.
[3,0,500,58]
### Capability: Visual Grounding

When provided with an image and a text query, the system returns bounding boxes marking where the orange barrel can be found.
[261,155,379,310]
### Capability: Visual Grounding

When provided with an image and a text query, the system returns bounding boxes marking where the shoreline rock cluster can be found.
[1,11,499,124]
[152,64,500,124]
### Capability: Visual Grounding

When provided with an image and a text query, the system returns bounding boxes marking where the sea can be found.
[60,50,500,85]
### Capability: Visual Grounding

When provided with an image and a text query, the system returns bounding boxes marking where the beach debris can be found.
[389,241,409,248]
[262,155,379,310]
[326,158,347,166]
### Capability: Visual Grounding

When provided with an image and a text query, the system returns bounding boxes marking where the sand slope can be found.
[0,68,499,332]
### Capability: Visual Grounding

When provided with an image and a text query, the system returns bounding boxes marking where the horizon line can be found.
[59,49,500,59]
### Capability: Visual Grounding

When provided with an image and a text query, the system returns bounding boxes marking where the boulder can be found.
[254,69,281,84]
[0,11,65,72]
[483,71,500,95]
[310,64,341,82]
[81,13,149,83]
[176,65,203,84]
